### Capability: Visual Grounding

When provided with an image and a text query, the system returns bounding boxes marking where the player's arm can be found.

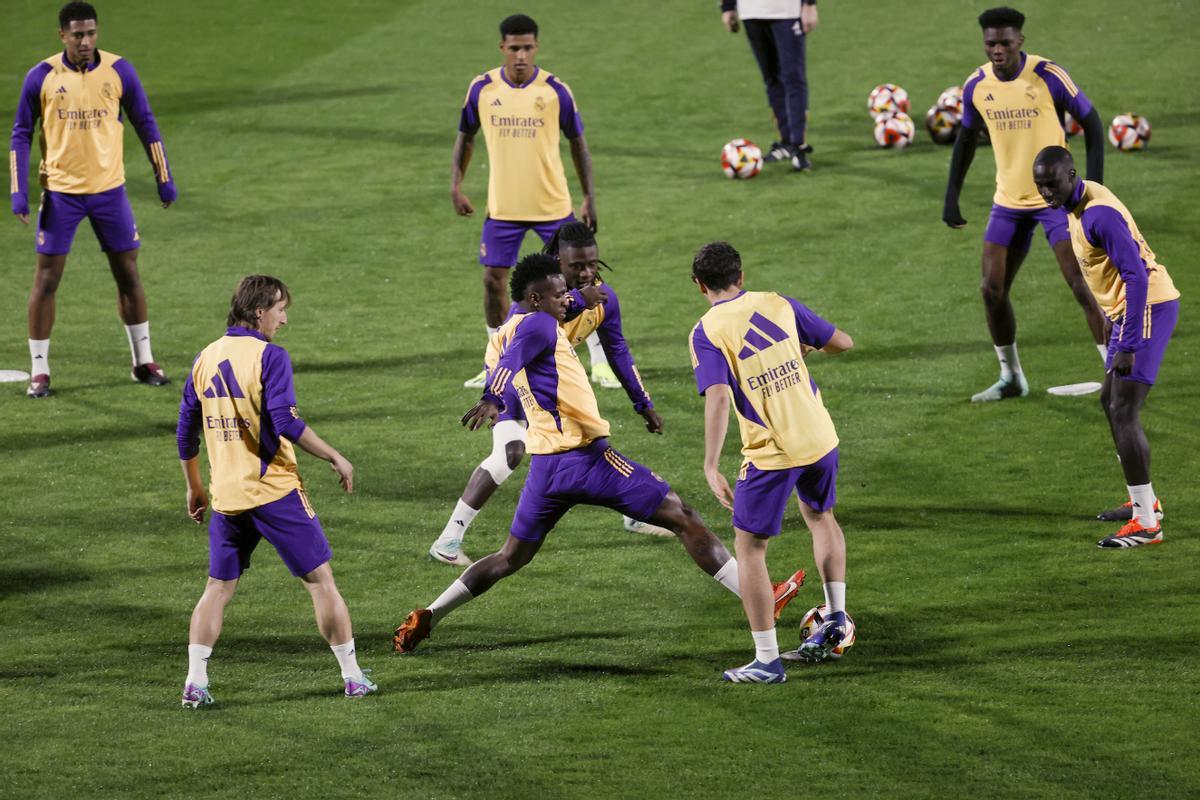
[294,427,354,493]
[451,131,475,216]
[1079,109,1104,185]
[551,77,595,231]
[113,59,176,208]
[1039,61,1104,186]
[943,75,983,228]
[691,322,734,509]
[464,314,556,430]
[9,65,47,224]
[595,289,660,433]
[1084,207,1148,373]
[785,296,852,356]
[719,0,739,33]
[176,370,208,523]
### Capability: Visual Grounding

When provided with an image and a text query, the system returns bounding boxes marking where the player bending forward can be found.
[1033,147,1179,548]
[176,276,376,706]
[430,222,668,566]
[395,254,804,664]
[690,242,854,683]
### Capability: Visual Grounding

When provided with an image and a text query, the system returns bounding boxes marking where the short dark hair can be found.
[59,1,97,29]
[500,14,538,39]
[544,221,595,256]
[978,7,1025,31]
[510,253,560,302]
[692,241,742,291]
[227,275,291,327]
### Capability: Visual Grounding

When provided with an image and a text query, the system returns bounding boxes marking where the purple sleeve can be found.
[1035,60,1094,121]
[112,59,176,203]
[691,322,730,396]
[176,367,202,459]
[562,289,588,323]
[960,71,983,131]
[484,312,557,406]
[458,76,488,135]
[595,287,652,412]
[785,296,835,349]
[547,76,584,139]
[262,344,308,442]
[1083,207,1148,352]
[9,64,49,216]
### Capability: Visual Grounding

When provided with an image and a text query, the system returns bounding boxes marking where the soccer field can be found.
[1,0,1198,797]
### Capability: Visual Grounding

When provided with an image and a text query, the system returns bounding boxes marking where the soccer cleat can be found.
[131,362,169,386]
[428,540,473,566]
[1096,498,1164,522]
[181,683,214,708]
[344,670,378,697]
[970,373,1029,403]
[463,369,487,389]
[763,141,791,163]
[1097,519,1163,549]
[622,515,674,537]
[26,373,51,398]
[392,608,432,654]
[590,363,620,389]
[793,611,851,663]
[790,144,813,172]
[772,568,806,620]
[722,658,787,684]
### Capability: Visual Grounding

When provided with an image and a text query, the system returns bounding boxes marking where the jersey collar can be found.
[1068,179,1087,212]
[994,51,1027,82]
[499,65,539,88]
[226,325,269,341]
[713,290,746,306]
[61,50,101,72]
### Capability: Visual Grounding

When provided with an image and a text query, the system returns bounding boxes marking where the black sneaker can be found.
[131,362,170,386]
[763,141,791,163]
[790,143,813,172]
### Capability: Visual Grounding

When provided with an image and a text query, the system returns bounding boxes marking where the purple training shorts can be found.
[1106,299,1178,386]
[479,214,575,268]
[983,203,1069,253]
[510,438,671,541]
[36,185,140,255]
[732,447,839,537]
[208,488,332,580]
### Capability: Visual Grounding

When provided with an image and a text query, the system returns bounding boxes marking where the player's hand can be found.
[329,453,354,493]
[801,4,819,33]
[579,283,608,308]
[16,213,29,225]
[462,400,501,431]
[800,343,815,359]
[452,188,474,217]
[943,206,968,228]
[704,466,735,511]
[186,486,209,524]
[579,196,597,232]
[722,10,740,33]
[1110,350,1134,377]
[639,408,664,435]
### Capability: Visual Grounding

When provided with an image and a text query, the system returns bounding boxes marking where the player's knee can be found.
[979,279,1006,306]
[480,450,514,484]
[33,269,63,295]
[504,441,525,471]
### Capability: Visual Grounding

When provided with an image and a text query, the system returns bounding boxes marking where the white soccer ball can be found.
[721,138,764,179]
[868,83,910,117]
[925,105,961,145]
[874,111,915,148]
[1108,113,1151,151]
[798,603,856,659]
[1062,110,1083,137]
[937,85,963,116]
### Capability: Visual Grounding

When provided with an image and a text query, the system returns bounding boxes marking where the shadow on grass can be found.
[0,565,94,598]
[1,419,178,454]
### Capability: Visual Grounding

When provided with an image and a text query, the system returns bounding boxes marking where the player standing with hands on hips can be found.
[9,2,176,398]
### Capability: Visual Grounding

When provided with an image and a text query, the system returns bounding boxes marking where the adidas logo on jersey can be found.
[491,98,503,106]
[737,312,790,360]
[56,86,68,94]
[202,359,246,398]
[983,93,995,102]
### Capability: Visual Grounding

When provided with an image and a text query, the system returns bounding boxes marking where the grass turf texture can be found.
[1,0,1198,797]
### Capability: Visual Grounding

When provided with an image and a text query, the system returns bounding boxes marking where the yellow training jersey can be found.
[690,291,838,470]
[962,53,1093,209]
[459,66,583,221]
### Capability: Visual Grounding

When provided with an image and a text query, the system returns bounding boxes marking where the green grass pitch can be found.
[1,1,1197,797]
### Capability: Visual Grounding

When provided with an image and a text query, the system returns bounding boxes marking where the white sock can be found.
[1127,483,1157,528]
[429,579,474,627]
[751,628,779,663]
[1097,343,1108,362]
[186,643,212,687]
[712,558,741,597]
[125,321,154,366]
[994,343,1021,381]
[824,581,847,615]
[29,338,50,376]
[437,499,479,546]
[330,639,362,680]
[585,331,607,367]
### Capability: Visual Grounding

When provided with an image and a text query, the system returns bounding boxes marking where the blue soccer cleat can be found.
[181,682,214,709]
[794,611,851,663]
[970,374,1029,403]
[344,669,378,698]
[722,658,787,684]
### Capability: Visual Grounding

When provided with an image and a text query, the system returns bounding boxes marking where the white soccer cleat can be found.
[622,515,674,537]
[970,373,1029,403]
[590,363,620,389]
[463,369,487,389]
[429,541,473,566]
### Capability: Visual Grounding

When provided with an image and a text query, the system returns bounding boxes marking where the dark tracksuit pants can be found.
[743,17,808,146]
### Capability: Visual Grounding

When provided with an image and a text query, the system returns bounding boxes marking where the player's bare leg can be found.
[972,242,1030,401]
[1052,239,1107,348]
[25,253,67,397]
[1097,372,1161,547]
[108,249,168,386]
[793,503,851,662]
[482,267,510,328]
[182,576,237,707]
[723,530,785,683]
[645,490,738,578]
[300,562,375,695]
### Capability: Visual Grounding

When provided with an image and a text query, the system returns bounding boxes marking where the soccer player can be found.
[394,254,805,661]
[453,14,606,389]
[942,6,1108,402]
[9,2,177,398]
[1033,147,1180,548]
[690,242,853,682]
[176,276,376,706]
[430,222,666,567]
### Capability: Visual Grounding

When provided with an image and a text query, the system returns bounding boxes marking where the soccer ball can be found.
[798,604,856,659]
[936,85,963,116]
[868,83,910,117]
[874,111,915,148]
[721,138,764,179]
[925,105,961,145]
[1063,111,1084,137]
[1109,113,1151,151]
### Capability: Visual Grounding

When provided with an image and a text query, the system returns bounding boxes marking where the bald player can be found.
[1033,146,1179,548]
